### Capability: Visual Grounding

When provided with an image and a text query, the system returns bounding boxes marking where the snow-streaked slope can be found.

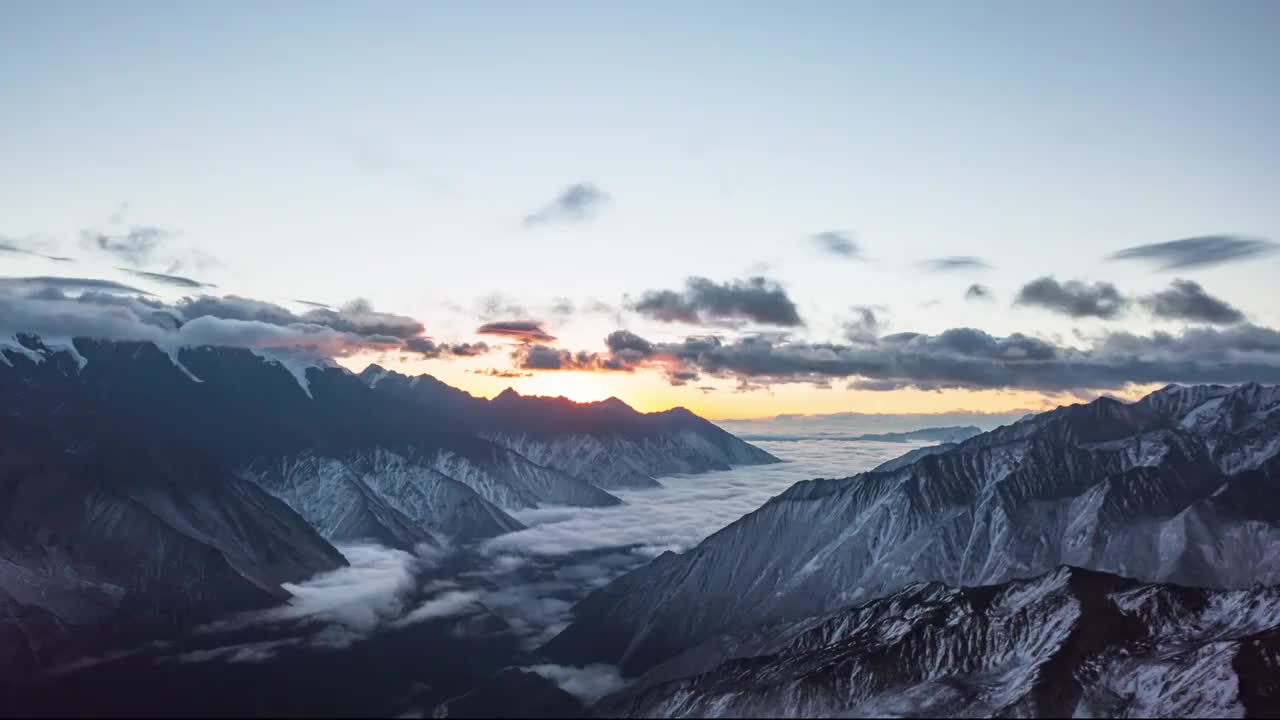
[601,567,1280,718]
[241,449,524,548]
[545,383,1280,677]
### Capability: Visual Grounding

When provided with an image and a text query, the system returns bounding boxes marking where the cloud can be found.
[512,344,598,371]
[475,294,530,321]
[809,231,859,258]
[0,279,446,361]
[1139,279,1245,325]
[394,590,484,628]
[1109,235,1278,270]
[119,268,216,289]
[0,275,152,296]
[965,284,993,301]
[477,320,557,343]
[0,237,73,263]
[302,299,425,339]
[631,276,804,327]
[921,256,990,271]
[470,368,533,378]
[1015,276,1129,319]
[81,225,173,266]
[550,297,575,316]
[180,295,425,340]
[516,320,1280,392]
[405,337,493,359]
[843,306,882,344]
[526,664,626,703]
[523,183,609,226]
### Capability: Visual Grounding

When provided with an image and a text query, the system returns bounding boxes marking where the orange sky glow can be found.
[339,351,1160,421]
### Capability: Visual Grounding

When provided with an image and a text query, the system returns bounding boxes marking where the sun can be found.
[518,371,619,403]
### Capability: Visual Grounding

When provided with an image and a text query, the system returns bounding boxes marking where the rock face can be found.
[600,567,1280,718]
[545,383,1280,676]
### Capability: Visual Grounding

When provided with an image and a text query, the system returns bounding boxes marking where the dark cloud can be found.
[119,268,216,289]
[448,342,491,357]
[1139,279,1245,325]
[523,183,609,226]
[0,237,73,263]
[631,276,804,327]
[1108,235,1278,270]
[1015,276,1129,319]
[965,284,993,301]
[921,256,990,272]
[404,337,493,359]
[178,295,299,326]
[843,306,881,343]
[514,344,584,370]
[810,231,859,258]
[477,321,557,343]
[82,225,172,266]
[604,330,655,356]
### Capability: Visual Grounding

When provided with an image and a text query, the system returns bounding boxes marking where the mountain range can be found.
[0,334,776,679]
[544,382,1280,682]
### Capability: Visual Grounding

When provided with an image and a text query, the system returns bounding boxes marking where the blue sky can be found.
[3,1,1279,416]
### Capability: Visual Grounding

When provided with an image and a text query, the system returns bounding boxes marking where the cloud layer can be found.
[513,319,1280,392]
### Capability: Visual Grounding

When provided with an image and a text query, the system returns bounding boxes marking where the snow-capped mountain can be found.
[599,566,1280,718]
[361,365,780,490]
[545,383,1280,677]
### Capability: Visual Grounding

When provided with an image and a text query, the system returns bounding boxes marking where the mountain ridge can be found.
[544,382,1280,677]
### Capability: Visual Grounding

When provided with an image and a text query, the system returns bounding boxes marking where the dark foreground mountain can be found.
[599,567,1280,718]
[545,383,1280,676]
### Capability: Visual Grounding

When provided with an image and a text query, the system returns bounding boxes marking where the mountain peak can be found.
[494,387,522,402]
[598,396,633,412]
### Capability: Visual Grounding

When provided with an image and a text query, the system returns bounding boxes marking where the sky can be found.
[3,0,1280,418]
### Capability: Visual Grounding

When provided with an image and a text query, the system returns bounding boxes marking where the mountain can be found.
[598,566,1280,718]
[0,337,621,549]
[0,335,776,680]
[544,383,1280,677]
[362,365,780,490]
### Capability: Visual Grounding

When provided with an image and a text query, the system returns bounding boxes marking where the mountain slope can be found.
[545,383,1280,676]
[600,567,1280,718]
[0,417,347,678]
